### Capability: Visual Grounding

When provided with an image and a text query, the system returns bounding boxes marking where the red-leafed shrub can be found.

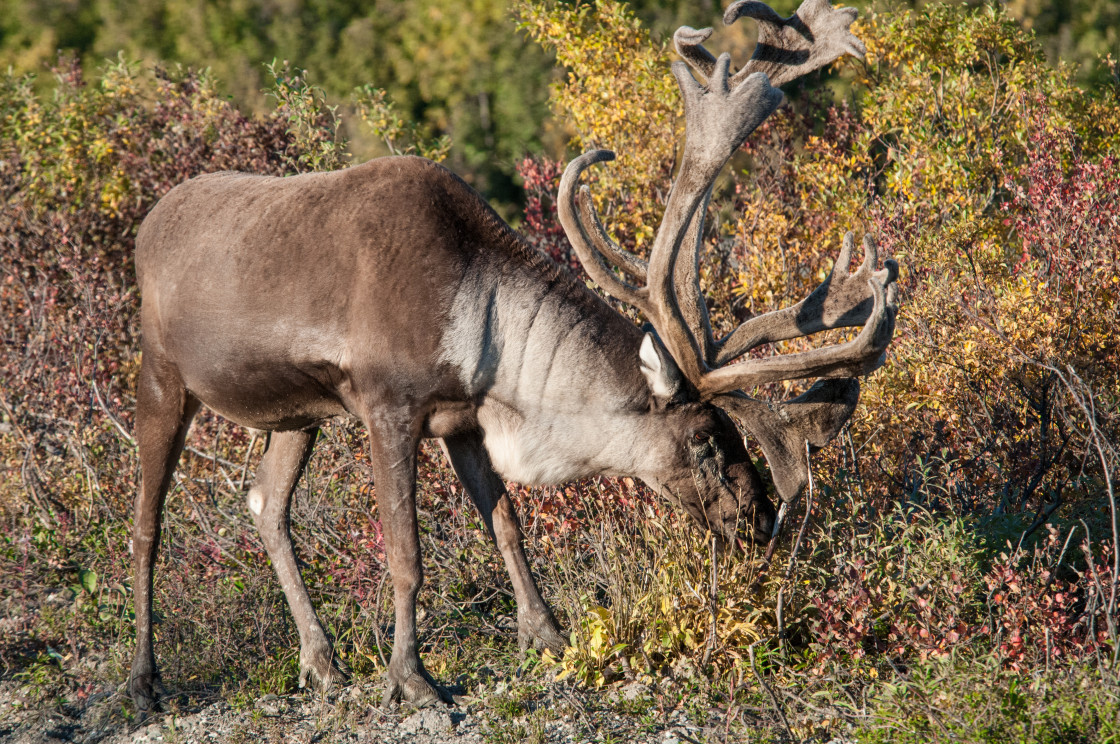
[517,156,574,271]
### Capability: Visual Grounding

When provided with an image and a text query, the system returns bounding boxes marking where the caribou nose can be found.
[755,504,775,538]
[743,499,776,545]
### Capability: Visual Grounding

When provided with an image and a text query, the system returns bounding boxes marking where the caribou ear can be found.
[639,332,685,410]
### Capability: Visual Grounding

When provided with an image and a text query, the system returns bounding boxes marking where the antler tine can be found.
[699,276,898,397]
[674,26,718,79]
[714,233,899,366]
[557,151,650,310]
[576,187,648,282]
[724,0,865,88]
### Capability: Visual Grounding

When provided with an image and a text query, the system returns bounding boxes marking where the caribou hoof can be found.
[298,646,350,691]
[127,669,164,713]
[519,613,567,655]
[381,668,449,709]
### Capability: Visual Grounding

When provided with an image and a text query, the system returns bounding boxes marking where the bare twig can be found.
[750,501,789,590]
[777,441,816,643]
[701,535,719,669]
[785,442,816,584]
[845,428,865,503]
[1015,493,1063,553]
[89,334,138,447]
[182,445,240,471]
[371,569,389,669]
[238,431,260,492]
[748,641,793,741]
[1080,519,1118,670]
[1043,524,1078,593]
[90,364,136,446]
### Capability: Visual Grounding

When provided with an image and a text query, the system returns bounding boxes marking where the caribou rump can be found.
[128,0,898,710]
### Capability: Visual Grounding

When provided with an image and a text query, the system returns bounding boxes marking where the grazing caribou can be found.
[128,0,897,710]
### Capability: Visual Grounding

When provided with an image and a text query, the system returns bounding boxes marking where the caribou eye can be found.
[693,431,708,442]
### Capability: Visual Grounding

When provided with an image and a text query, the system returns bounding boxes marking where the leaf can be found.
[79,568,98,595]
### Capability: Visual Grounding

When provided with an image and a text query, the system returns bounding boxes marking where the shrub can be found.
[517,0,680,248]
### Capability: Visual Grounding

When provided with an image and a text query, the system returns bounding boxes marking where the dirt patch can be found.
[0,676,721,744]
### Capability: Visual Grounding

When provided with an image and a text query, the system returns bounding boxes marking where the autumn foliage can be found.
[2,2,1119,739]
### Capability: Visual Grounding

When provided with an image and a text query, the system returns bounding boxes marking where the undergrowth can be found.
[2,3,1119,742]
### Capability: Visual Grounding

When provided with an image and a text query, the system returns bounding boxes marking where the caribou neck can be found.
[440,243,665,486]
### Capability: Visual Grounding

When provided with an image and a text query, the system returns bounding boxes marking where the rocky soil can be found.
[0,676,731,744]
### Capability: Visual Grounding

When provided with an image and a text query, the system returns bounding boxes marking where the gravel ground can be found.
[0,676,722,744]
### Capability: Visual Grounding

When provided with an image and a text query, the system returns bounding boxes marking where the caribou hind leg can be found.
[129,347,200,711]
[245,428,350,690]
[440,434,566,654]
[367,411,450,708]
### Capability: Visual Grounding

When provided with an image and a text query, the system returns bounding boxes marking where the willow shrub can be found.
[830,6,1119,518]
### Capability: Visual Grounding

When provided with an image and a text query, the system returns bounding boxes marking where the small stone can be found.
[619,682,649,702]
[256,694,283,717]
[401,707,454,734]
[671,657,698,681]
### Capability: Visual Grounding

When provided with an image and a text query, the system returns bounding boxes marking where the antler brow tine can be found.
[576,187,648,282]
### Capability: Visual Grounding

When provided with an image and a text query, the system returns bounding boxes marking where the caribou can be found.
[128,0,898,710]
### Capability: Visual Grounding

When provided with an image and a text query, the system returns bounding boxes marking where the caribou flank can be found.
[128,0,898,710]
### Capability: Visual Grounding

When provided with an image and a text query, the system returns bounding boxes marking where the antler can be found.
[560,54,784,382]
[559,0,895,395]
[692,0,867,88]
[714,232,898,366]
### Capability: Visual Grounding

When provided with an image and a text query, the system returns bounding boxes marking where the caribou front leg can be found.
[441,434,566,654]
[246,428,350,690]
[368,412,449,708]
